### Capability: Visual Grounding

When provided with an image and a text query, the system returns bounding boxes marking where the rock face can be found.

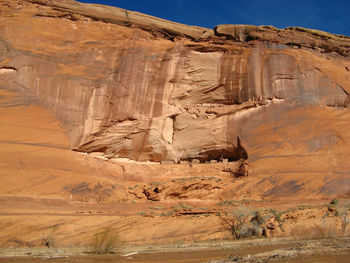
[1,0,350,197]
[2,0,350,248]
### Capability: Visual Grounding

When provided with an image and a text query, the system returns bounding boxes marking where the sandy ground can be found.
[0,238,349,263]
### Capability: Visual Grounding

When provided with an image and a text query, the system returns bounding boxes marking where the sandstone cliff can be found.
[1,0,350,197]
[1,0,350,247]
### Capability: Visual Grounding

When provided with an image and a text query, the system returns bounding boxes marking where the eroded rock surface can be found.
[0,0,350,198]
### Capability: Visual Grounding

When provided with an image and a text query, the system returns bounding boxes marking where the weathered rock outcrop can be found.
[2,0,350,248]
[1,0,350,197]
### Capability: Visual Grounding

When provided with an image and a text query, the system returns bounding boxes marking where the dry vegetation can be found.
[89,228,122,254]
[220,206,265,239]
[219,200,349,240]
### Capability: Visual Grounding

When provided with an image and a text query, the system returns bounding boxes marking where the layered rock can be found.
[1,0,350,247]
[0,0,350,198]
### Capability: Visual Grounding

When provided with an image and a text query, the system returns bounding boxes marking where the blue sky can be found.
[79,0,350,37]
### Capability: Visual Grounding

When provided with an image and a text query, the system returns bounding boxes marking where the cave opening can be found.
[180,137,248,164]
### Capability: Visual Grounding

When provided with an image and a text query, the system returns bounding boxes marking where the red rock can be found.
[1,1,350,246]
[0,0,350,199]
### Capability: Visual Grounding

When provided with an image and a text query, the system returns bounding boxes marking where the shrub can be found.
[160,210,175,217]
[149,206,165,210]
[336,206,348,234]
[90,228,121,254]
[137,211,147,216]
[330,199,339,205]
[288,220,338,239]
[221,206,263,239]
[269,209,284,222]
[41,233,55,248]
[217,200,237,207]
[172,203,193,210]
[150,182,162,186]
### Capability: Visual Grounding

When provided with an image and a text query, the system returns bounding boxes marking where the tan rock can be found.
[2,0,350,247]
[0,0,349,198]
